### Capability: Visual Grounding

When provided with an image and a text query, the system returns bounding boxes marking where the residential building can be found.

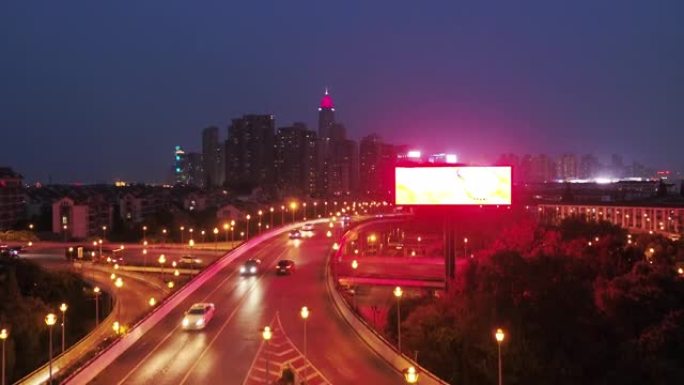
[274,123,318,197]
[359,134,398,200]
[0,167,24,230]
[52,195,112,240]
[202,126,225,188]
[224,114,276,191]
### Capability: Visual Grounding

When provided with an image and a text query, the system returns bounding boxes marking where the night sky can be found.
[1,1,683,183]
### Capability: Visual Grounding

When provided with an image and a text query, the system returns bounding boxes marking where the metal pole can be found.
[303,318,307,357]
[266,340,270,380]
[498,342,502,385]
[48,327,53,385]
[397,297,401,353]
[61,313,65,353]
[95,294,100,325]
[2,338,6,385]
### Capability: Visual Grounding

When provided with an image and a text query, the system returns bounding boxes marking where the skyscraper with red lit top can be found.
[318,88,335,139]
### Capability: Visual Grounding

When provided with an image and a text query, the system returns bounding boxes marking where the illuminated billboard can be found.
[395,166,512,206]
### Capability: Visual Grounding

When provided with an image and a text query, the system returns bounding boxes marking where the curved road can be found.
[89,225,399,384]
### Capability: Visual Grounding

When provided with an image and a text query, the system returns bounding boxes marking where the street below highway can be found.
[88,225,400,385]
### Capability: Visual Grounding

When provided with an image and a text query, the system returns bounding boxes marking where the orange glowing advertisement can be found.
[395,166,512,205]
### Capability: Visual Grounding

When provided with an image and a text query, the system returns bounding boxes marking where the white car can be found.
[182,303,215,330]
[300,223,314,232]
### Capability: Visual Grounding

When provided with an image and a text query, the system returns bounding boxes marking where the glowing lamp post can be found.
[59,303,68,353]
[213,227,219,253]
[393,286,403,352]
[142,225,147,241]
[246,214,251,240]
[281,205,285,224]
[114,277,123,319]
[223,223,229,243]
[262,326,273,379]
[180,226,185,244]
[45,313,57,384]
[93,286,101,325]
[464,237,468,257]
[403,366,419,384]
[258,210,263,233]
[290,202,297,223]
[158,254,166,280]
[149,297,156,307]
[1,328,8,385]
[300,306,310,356]
[495,328,505,385]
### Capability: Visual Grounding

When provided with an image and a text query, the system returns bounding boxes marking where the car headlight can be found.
[250,266,257,273]
[195,319,204,327]
[240,266,246,273]
[182,317,189,327]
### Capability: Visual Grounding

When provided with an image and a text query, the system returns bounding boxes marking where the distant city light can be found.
[407,150,421,159]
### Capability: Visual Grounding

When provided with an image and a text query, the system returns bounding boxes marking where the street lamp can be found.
[464,237,468,257]
[258,210,263,233]
[59,303,68,353]
[180,226,185,244]
[213,227,219,253]
[280,205,285,224]
[393,286,403,353]
[114,277,123,319]
[302,202,307,220]
[201,230,206,243]
[300,306,310,356]
[300,306,310,380]
[1,328,8,385]
[62,224,68,243]
[290,202,297,223]
[45,313,57,384]
[262,326,273,379]
[162,228,167,246]
[142,225,147,241]
[313,201,318,218]
[93,286,101,325]
[269,207,274,228]
[223,223,229,243]
[246,214,251,240]
[158,254,166,280]
[149,297,156,307]
[495,328,505,385]
[403,366,419,384]
[101,225,107,241]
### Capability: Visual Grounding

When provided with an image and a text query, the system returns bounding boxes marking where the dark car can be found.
[240,258,262,275]
[288,230,302,239]
[276,259,296,275]
[1,245,22,258]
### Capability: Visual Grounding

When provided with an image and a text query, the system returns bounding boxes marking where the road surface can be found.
[89,226,400,384]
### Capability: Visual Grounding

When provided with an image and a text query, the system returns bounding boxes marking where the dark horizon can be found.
[1,1,683,183]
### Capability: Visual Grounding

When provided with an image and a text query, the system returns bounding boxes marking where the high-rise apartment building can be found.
[274,123,318,196]
[318,89,335,139]
[0,167,24,230]
[557,154,579,180]
[314,89,358,197]
[202,126,225,188]
[173,146,203,187]
[224,114,276,191]
[359,134,398,200]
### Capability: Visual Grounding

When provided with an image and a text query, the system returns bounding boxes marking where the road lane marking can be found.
[177,247,290,385]
[114,239,285,385]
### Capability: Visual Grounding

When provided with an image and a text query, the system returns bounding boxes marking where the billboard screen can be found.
[395,166,512,206]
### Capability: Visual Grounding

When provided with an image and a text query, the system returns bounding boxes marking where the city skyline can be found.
[2,1,683,183]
